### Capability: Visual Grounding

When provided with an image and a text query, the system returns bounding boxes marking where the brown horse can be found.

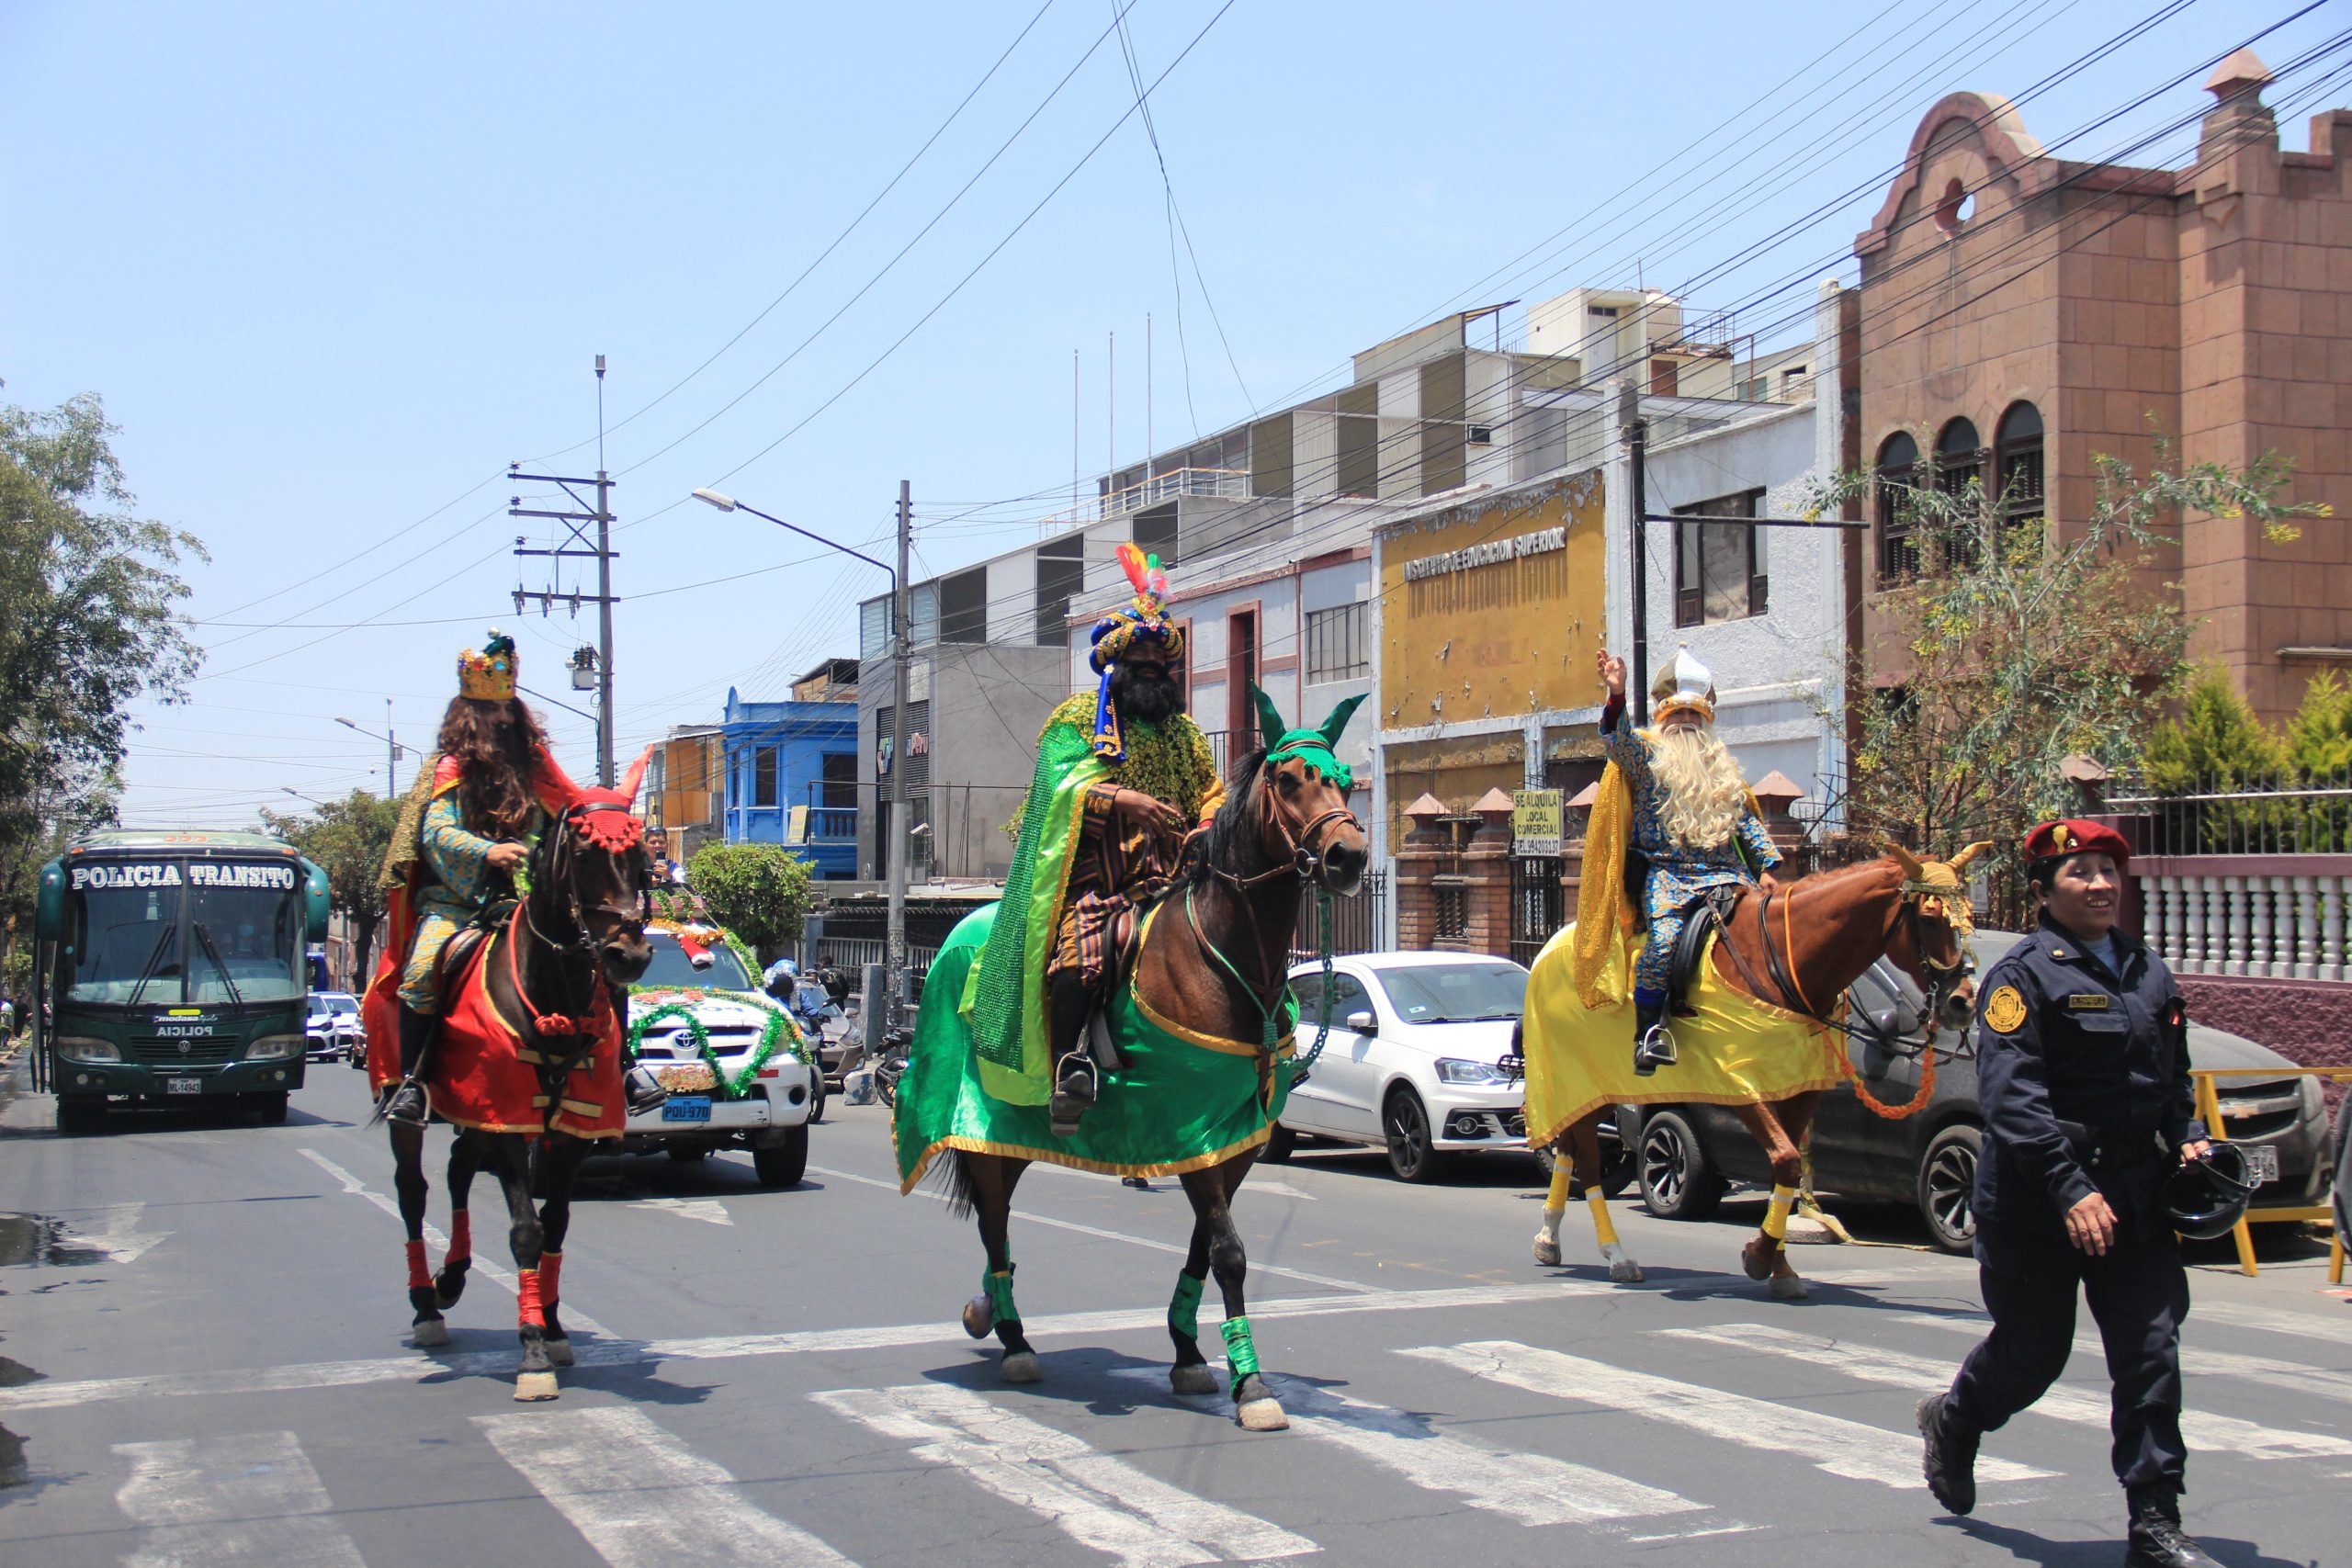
[387,798,652,1399]
[935,738,1368,1431]
[1531,843,1987,1297]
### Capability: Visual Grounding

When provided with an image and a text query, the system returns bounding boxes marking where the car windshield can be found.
[1372,962,1527,1024]
[638,932,754,991]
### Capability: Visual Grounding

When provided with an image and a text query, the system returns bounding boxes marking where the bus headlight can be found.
[53,1036,121,1065]
[248,1034,305,1061]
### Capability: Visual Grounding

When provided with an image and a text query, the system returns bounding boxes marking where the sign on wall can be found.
[1511,789,1563,856]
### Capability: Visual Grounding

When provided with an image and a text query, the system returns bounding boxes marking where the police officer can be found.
[1917,819,2220,1567]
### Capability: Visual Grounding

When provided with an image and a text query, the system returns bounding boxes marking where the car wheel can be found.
[1533,1136,1635,1197]
[1638,1110,1725,1221]
[1917,1123,1981,1255]
[1383,1089,1450,1184]
[753,1126,808,1188]
[806,1066,828,1124]
[57,1098,107,1134]
[1261,1122,1296,1163]
[254,1091,289,1125]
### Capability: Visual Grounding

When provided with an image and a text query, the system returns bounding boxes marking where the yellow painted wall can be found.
[1377,472,1608,733]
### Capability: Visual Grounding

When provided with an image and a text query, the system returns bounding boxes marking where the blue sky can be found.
[4,0,2341,826]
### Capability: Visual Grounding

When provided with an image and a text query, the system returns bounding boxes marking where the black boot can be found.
[1632,998,1677,1077]
[1915,1393,1978,1516]
[1047,975,1096,1138]
[381,1006,435,1126]
[622,1061,671,1116]
[2125,1492,2220,1568]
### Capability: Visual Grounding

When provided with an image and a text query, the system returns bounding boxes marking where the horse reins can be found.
[1187,768,1360,1041]
[507,803,645,1113]
[1734,871,1973,1056]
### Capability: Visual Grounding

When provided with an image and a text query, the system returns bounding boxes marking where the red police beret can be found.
[2022,818,2130,865]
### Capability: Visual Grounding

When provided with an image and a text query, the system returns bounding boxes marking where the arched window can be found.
[1935,418,1983,497]
[1996,400,2044,525]
[1875,432,1920,581]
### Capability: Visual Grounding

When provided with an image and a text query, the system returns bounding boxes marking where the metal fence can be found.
[1510,856,1566,969]
[1291,871,1386,965]
[2107,767,2352,857]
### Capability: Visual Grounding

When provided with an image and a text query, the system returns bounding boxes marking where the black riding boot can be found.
[2124,1490,2221,1568]
[621,1055,671,1116]
[1048,974,1097,1138]
[382,1005,435,1126]
[1631,998,1678,1077]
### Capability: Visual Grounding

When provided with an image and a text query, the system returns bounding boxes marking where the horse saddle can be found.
[1663,885,1745,1016]
[431,900,514,1004]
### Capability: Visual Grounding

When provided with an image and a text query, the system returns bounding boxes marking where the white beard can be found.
[1649,725,1748,851]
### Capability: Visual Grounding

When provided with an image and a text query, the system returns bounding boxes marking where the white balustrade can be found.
[2247,877,2274,976]
[2291,876,2318,979]
[2324,876,2346,983]
[2183,874,2208,973]
[2147,874,2174,964]
[2217,877,2244,976]
[2135,870,2352,981]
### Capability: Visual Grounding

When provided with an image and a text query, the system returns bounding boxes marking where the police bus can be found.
[32,830,330,1132]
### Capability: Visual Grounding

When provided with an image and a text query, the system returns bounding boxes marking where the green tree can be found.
[0,393,204,976]
[686,842,816,958]
[2143,664,2288,793]
[2284,668,2352,782]
[261,790,399,986]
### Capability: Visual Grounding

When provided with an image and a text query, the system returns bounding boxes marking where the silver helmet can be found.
[1651,644,1717,723]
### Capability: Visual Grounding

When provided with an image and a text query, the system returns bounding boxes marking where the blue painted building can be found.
[719,674,861,879]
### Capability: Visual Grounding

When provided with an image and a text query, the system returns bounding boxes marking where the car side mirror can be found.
[1345,1010,1377,1034]
[1871,1008,1901,1040]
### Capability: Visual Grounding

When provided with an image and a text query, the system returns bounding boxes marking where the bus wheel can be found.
[251,1091,289,1125]
[57,1098,107,1134]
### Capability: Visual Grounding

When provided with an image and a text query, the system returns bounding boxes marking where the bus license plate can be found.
[662,1097,712,1122]
[2239,1143,2278,1185]
[164,1077,202,1095]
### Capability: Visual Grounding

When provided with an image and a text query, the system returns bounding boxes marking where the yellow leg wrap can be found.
[1762,1183,1797,1247]
[1584,1187,1619,1249]
[1544,1164,1574,1214]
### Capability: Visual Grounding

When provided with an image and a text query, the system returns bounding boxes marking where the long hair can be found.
[435,696,550,840]
[1649,724,1747,851]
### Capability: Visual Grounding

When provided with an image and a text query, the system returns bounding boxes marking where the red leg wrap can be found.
[539,1251,562,1303]
[447,1211,472,1266]
[517,1269,546,1328]
[405,1239,431,1290]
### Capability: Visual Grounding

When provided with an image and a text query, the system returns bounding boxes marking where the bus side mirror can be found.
[33,859,64,941]
[301,859,331,942]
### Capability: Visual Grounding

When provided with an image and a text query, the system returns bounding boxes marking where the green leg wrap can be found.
[1219,1315,1261,1379]
[1168,1271,1204,1340]
[984,1269,1019,1324]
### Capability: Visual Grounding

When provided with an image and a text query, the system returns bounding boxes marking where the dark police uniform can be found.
[1949,910,2205,1506]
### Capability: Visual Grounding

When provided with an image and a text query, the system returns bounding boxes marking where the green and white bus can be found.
[33,829,330,1132]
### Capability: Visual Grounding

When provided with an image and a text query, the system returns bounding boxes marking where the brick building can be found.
[1856,51,2352,720]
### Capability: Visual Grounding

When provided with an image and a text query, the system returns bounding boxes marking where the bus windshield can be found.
[67,883,183,1005]
[187,878,304,1004]
[63,860,305,1007]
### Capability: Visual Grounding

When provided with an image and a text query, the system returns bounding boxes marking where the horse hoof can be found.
[1001,1351,1044,1384]
[1170,1363,1219,1396]
[962,1296,993,1339]
[1236,1397,1289,1432]
[514,1371,560,1402]
[1532,1235,1563,1267]
[1770,1272,1810,1301]
[411,1318,450,1348]
[544,1336,575,1368]
[1605,1252,1646,1284]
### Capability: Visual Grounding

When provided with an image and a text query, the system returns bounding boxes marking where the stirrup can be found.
[382,1077,432,1127]
[623,1065,671,1115]
[1632,1022,1679,1078]
[1049,1053,1098,1138]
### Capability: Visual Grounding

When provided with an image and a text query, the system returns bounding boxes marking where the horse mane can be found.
[1182,746,1270,890]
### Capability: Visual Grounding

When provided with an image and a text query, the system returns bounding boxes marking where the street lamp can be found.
[281,787,332,809]
[692,485,911,1032]
[335,704,405,795]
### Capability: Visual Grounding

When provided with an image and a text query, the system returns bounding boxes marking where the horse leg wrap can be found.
[1584,1187,1621,1249]
[447,1211,472,1268]
[538,1250,562,1305]
[984,1269,1019,1326]
[1168,1271,1204,1342]
[1762,1183,1797,1247]
[517,1269,546,1329]
[1544,1164,1574,1217]
[405,1239,432,1291]
[1219,1316,1261,1380]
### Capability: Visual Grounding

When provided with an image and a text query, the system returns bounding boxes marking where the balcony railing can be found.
[1039,467,1250,533]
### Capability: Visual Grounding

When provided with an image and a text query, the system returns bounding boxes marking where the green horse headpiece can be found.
[1250,683,1366,792]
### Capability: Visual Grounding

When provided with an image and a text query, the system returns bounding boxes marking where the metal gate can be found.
[1510,856,1566,969]
[1291,870,1387,965]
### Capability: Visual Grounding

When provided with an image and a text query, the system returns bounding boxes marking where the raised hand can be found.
[1595,648,1627,697]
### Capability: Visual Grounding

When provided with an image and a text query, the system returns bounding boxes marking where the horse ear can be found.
[1947,840,1994,874]
[1317,694,1367,750]
[1250,682,1287,754]
[1885,842,1925,879]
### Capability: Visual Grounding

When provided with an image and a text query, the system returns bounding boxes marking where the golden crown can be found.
[458,630,518,701]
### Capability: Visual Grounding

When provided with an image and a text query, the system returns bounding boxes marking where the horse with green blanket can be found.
[892,686,1367,1431]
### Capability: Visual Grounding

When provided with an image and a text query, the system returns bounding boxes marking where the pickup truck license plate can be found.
[164,1077,202,1095]
[662,1097,712,1122]
[2238,1143,2278,1185]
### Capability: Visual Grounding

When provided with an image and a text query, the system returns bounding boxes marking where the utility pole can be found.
[509,357,617,785]
[887,479,912,1030]
[384,697,398,795]
[1627,398,1652,727]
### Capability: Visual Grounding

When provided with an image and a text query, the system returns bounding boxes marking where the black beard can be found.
[1113,666,1182,726]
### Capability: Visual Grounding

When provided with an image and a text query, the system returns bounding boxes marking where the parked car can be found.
[1625,930,2336,1252]
[304,991,364,1062]
[613,925,820,1186]
[1275,952,1530,1182]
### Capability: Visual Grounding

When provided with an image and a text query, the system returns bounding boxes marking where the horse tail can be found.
[926,1146,980,1220]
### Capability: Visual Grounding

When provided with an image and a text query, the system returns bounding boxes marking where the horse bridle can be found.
[1741,872,1974,1055]
[522,802,649,965]
[1189,762,1362,1021]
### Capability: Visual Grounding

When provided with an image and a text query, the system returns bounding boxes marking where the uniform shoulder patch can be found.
[1983,985,2029,1034]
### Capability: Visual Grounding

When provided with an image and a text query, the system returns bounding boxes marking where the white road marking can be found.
[1894,1313,2352,1414]
[53,1201,172,1266]
[1403,1339,2054,1489]
[299,1146,611,1337]
[114,1429,367,1568]
[1106,1365,1705,1529]
[0,1282,1592,1413]
[816,1382,1314,1566]
[476,1405,853,1567]
[811,1163,1374,1292]
[630,1197,734,1226]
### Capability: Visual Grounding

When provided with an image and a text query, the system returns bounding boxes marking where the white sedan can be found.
[1273,952,1529,1182]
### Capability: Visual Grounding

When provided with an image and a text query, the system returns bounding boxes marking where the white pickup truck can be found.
[618,924,819,1186]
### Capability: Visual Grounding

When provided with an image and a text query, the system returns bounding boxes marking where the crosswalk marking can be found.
[1106,1365,1709,1529]
[1402,1339,2054,1489]
[815,1382,1315,1566]
[476,1405,854,1568]
[630,1197,734,1226]
[1891,1313,2352,1417]
[114,1430,366,1568]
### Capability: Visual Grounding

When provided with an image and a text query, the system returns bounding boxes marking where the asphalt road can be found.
[2,1052,2346,1568]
